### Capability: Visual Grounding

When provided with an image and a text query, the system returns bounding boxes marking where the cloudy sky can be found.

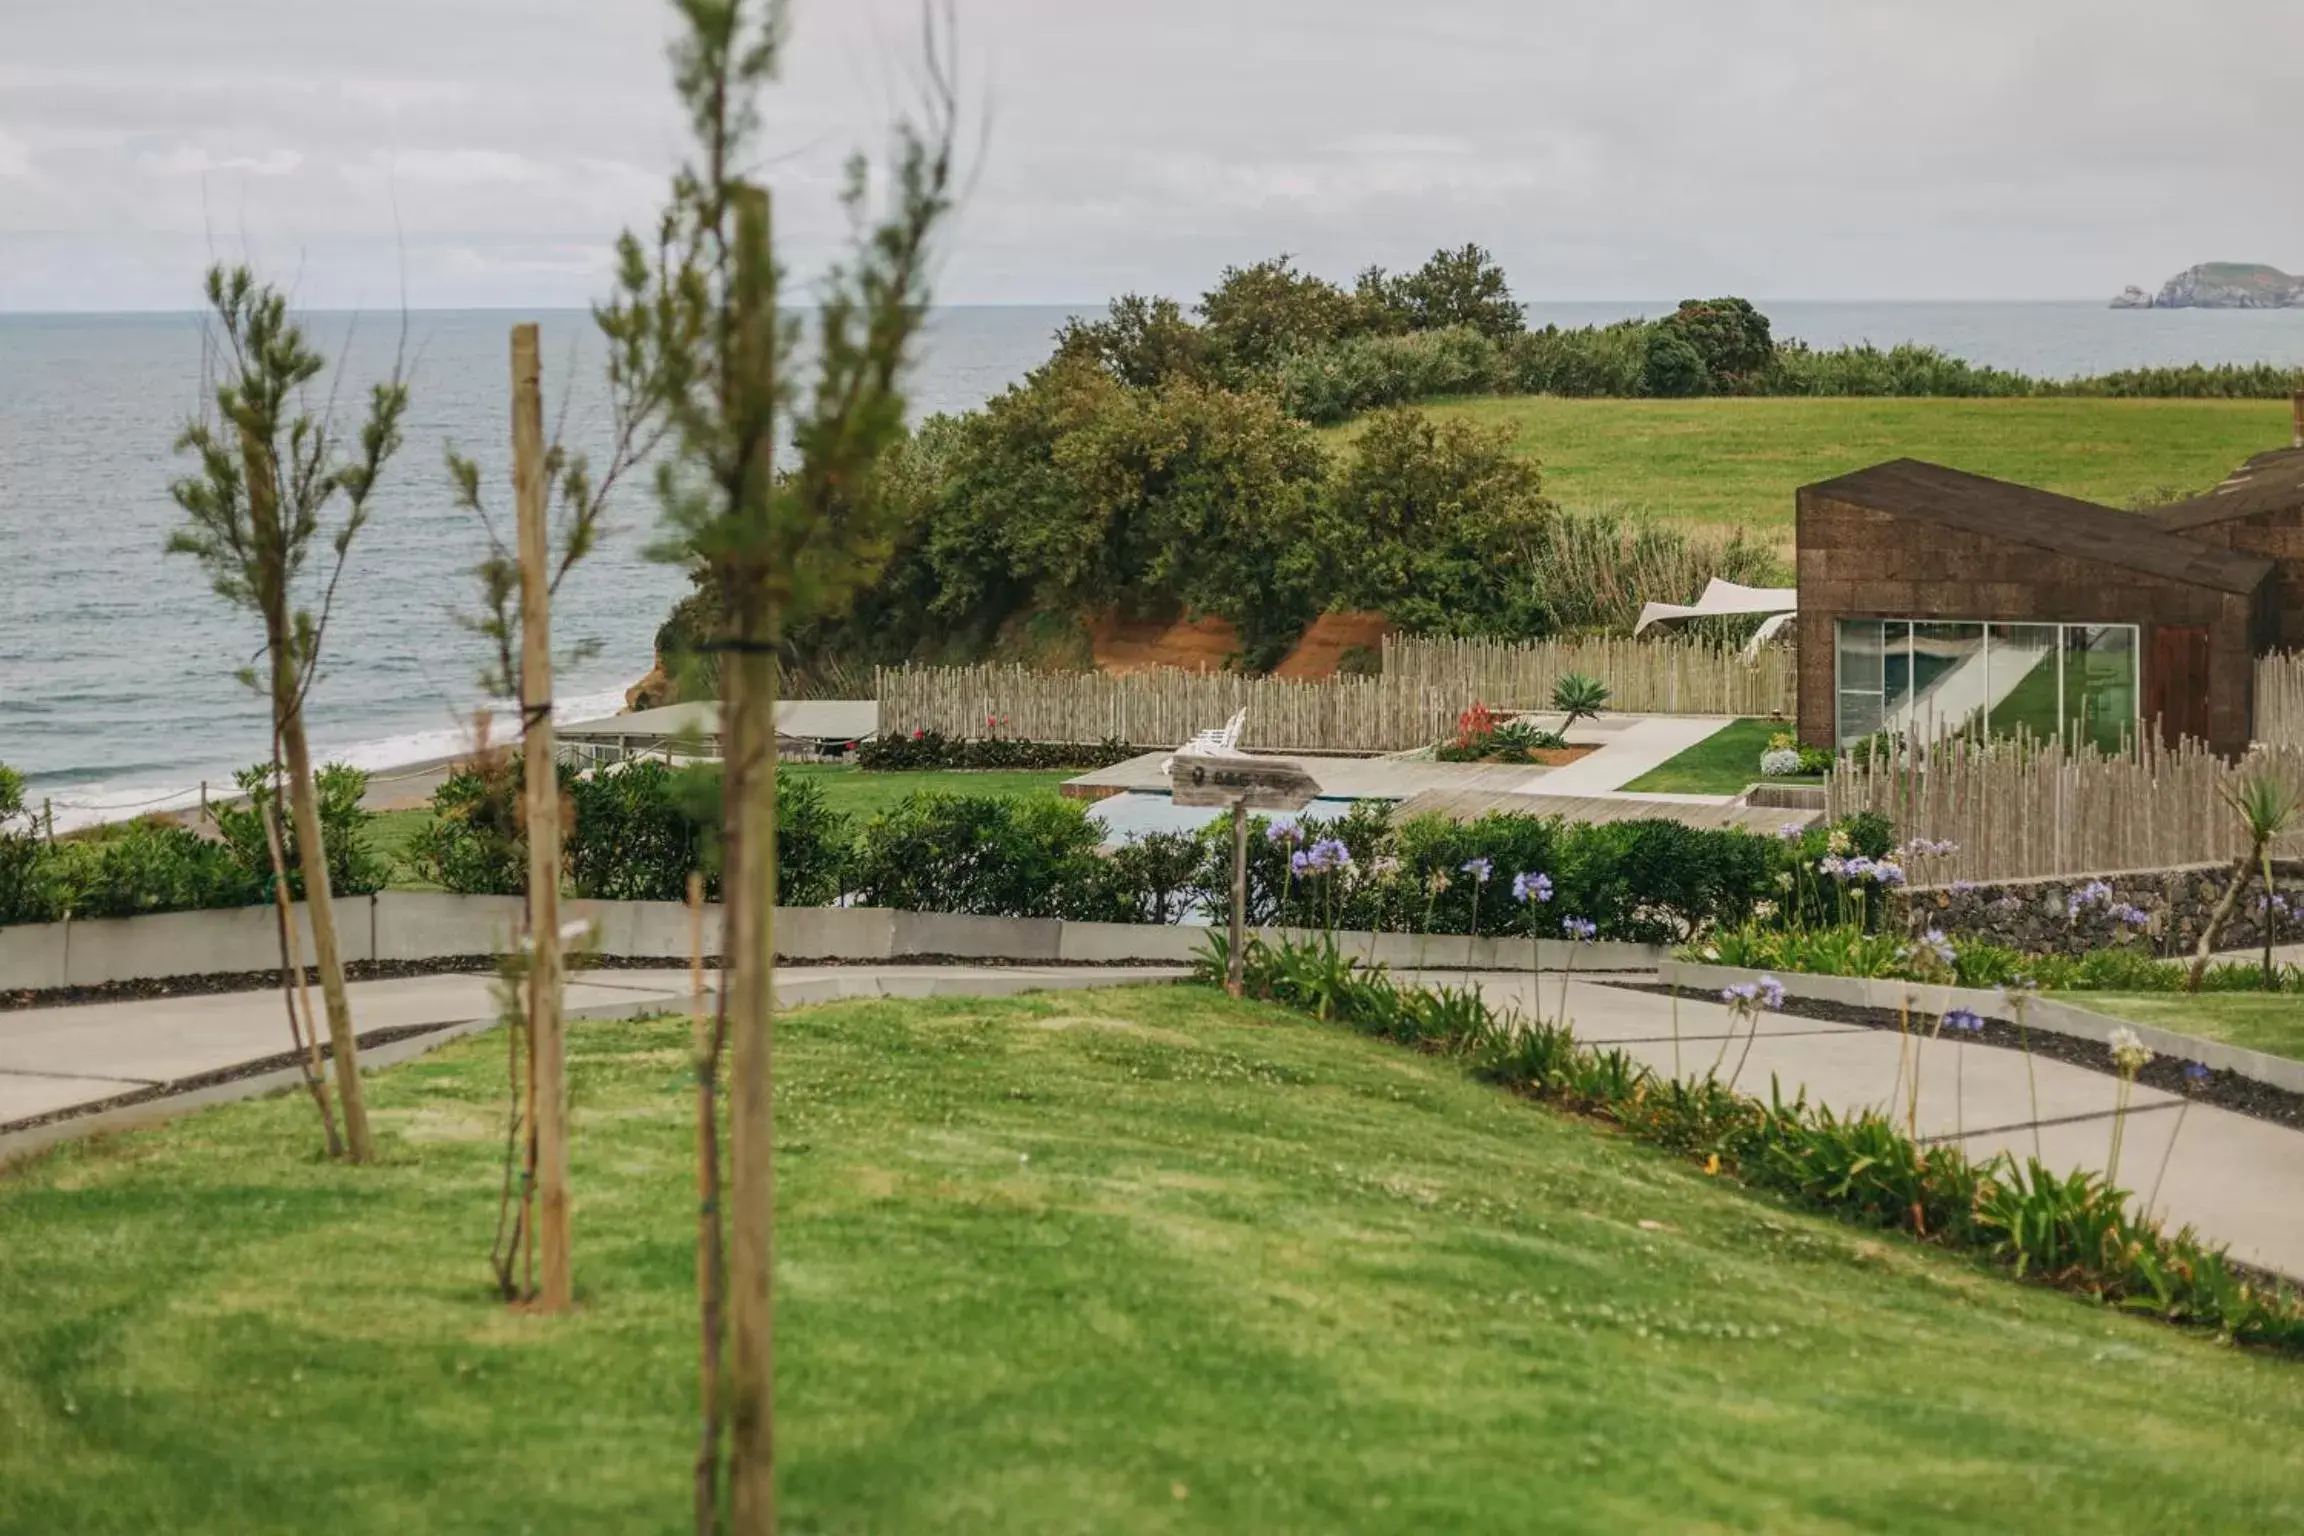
[3,0,2298,312]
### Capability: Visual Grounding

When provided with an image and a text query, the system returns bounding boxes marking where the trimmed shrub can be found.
[42,819,257,920]
[209,762,388,901]
[850,792,1115,920]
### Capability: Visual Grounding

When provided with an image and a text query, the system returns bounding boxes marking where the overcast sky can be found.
[3,0,2299,312]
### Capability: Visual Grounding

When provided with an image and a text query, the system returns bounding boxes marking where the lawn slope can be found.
[4,985,2303,1533]
[1328,396,2292,538]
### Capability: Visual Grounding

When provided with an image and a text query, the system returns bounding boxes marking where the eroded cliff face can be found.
[2114,263,2304,309]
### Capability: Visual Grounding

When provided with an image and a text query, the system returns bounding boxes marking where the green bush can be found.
[1639,325,1710,398]
[427,757,852,906]
[41,820,257,921]
[1274,326,1508,426]
[209,762,388,901]
[414,758,542,896]
[850,792,1114,920]
[1197,802,1800,944]
[0,766,49,926]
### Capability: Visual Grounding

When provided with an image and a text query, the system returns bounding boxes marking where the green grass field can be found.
[362,806,438,890]
[782,763,1081,821]
[1326,396,2291,538]
[2072,992,2304,1064]
[6,984,2304,1532]
[1619,718,1821,796]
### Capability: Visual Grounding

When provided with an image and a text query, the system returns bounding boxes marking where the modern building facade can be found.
[1795,458,2279,758]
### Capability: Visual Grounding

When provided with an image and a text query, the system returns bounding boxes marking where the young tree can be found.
[613,1,959,1525]
[447,304,675,1311]
[168,268,409,1164]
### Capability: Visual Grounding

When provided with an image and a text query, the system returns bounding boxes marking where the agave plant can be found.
[2187,765,2303,993]
[1551,671,1611,733]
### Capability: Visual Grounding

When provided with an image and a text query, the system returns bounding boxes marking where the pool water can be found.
[1087,792,1374,842]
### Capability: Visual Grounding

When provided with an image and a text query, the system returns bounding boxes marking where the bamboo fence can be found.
[1828,733,2304,884]
[876,664,1463,752]
[876,634,1788,753]
[1381,634,1797,717]
[2255,652,2304,749]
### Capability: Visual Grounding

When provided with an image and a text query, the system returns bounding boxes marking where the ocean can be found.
[8,297,2304,828]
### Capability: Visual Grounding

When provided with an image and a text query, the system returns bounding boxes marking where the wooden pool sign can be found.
[1167,751,1321,998]
[1167,752,1320,811]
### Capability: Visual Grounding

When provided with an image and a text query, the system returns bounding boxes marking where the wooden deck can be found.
[1392,788,1820,833]
[1066,752,1822,834]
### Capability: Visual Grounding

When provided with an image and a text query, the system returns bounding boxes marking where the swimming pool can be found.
[1086,791,1375,842]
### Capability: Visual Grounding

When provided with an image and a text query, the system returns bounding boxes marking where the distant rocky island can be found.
[2112,263,2304,309]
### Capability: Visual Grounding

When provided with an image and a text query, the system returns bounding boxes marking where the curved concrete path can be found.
[0,965,1189,1163]
[1408,969,2304,1283]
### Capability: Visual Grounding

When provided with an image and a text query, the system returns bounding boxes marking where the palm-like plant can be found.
[1551,671,1611,733]
[2187,765,2302,993]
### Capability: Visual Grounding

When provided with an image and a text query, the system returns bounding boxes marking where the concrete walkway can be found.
[1508,713,1739,797]
[1401,969,2304,1281]
[14,960,2302,1284]
[0,964,1188,1159]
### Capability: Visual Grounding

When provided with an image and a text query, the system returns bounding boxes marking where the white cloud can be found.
[4,0,2303,309]
[137,145,305,177]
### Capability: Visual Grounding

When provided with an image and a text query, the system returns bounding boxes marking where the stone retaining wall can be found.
[1894,858,2304,958]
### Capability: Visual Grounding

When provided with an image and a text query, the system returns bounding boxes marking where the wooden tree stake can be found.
[513,321,572,1311]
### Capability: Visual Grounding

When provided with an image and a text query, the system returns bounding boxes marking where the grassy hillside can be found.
[7,985,2304,1532]
[1326,396,2293,539]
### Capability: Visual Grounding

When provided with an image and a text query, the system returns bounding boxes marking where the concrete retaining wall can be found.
[0,893,1669,993]
[1662,959,2304,1097]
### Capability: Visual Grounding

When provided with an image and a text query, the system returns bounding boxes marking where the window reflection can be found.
[1834,619,2139,751]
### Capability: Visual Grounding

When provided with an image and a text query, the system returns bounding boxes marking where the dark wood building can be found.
[2150,447,2304,651]
[1795,459,2276,758]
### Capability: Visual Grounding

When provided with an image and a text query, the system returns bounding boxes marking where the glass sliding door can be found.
[1836,616,2141,752]
[1835,619,1886,747]
[1986,623,2060,742]
[2063,624,2138,753]
[1909,621,1986,739]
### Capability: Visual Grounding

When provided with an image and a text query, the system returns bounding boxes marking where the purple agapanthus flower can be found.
[1757,975,1785,1009]
[1943,1008,1985,1035]
[1560,916,1596,942]
[1306,837,1352,873]
[1512,870,1553,904]
[1290,849,1313,876]
[1777,822,1805,841]
[1872,860,1907,888]
[1460,857,1492,884]
[1921,928,1955,966]
[2184,1061,2212,1085]
[1267,822,1305,847]
[2111,903,2151,928]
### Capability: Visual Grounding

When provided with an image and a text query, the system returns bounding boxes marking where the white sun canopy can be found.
[1633,579,1798,655]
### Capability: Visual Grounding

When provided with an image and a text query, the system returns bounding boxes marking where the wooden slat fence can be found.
[876,664,1464,752]
[1828,733,2304,884]
[2255,652,2304,749]
[1381,634,1796,717]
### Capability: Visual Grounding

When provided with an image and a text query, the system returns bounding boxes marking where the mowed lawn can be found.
[1327,396,2292,538]
[1619,717,1820,796]
[781,762,1082,822]
[2074,991,2304,1064]
[6,986,2304,1533]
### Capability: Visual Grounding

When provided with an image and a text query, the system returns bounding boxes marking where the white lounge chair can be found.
[1161,708,1248,776]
